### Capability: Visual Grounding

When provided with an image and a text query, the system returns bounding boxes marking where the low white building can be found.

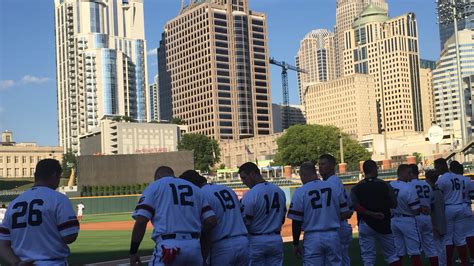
[79,119,182,155]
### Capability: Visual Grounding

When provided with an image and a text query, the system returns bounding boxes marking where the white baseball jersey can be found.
[132,177,215,241]
[326,175,353,210]
[410,179,433,210]
[436,172,465,205]
[0,208,6,223]
[241,182,286,234]
[0,186,79,262]
[77,203,84,215]
[468,179,474,201]
[390,180,420,216]
[201,183,247,242]
[288,179,349,232]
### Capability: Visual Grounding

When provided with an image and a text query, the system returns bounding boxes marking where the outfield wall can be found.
[69,195,141,214]
[67,186,300,215]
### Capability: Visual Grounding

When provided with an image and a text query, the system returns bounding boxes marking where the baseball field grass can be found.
[0,213,391,265]
[69,213,387,265]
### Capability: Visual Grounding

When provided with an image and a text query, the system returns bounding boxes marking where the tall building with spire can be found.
[335,0,387,78]
[296,29,335,104]
[343,5,424,134]
[54,0,149,153]
[158,0,273,140]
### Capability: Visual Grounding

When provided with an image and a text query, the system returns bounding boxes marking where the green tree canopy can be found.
[61,149,77,179]
[170,117,185,125]
[178,134,220,172]
[273,124,371,171]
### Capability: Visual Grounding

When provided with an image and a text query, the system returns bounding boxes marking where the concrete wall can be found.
[79,132,101,155]
[77,151,194,186]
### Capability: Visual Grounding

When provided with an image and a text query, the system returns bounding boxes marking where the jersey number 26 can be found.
[11,199,44,229]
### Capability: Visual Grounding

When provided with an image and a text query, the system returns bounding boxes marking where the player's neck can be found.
[33,181,56,189]
[321,172,335,180]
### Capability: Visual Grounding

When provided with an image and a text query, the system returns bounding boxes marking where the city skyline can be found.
[0,0,439,146]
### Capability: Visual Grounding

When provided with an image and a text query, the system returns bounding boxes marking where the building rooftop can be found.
[353,4,388,28]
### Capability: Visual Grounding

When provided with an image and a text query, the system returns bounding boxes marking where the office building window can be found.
[15,156,19,163]
[6,156,10,163]
[22,156,27,163]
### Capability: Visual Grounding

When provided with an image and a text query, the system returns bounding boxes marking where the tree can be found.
[61,149,77,179]
[273,124,371,171]
[170,117,185,125]
[178,134,220,172]
[412,152,423,164]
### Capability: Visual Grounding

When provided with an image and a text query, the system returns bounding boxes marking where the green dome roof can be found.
[353,4,388,28]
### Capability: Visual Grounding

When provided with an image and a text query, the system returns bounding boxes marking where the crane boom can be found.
[269,57,307,130]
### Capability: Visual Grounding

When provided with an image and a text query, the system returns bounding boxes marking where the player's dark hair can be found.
[409,164,419,176]
[299,162,317,178]
[434,158,449,174]
[319,154,337,166]
[397,164,410,177]
[449,160,464,175]
[34,159,62,181]
[362,160,377,175]
[238,162,260,176]
[425,169,439,184]
[1,204,5,208]
[180,170,207,187]
[154,166,175,180]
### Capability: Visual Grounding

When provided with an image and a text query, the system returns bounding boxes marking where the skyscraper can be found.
[296,29,335,104]
[419,59,436,132]
[343,5,423,134]
[158,0,273,140]
[334,0,387,78]
[433,29,474,143]
[149,75,159,122]
[54,0,149,153]
[437,0,474,50]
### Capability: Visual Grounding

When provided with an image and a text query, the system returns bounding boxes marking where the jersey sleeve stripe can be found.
[0,227,10,234]
[408,200,420,207]
[201,205,212,214]
[57,220,80,231]
[135,204,155,215]
[288,210,303,216]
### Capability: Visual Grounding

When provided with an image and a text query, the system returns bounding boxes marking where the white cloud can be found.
[21,75,51,84]
[0,75,51,91]
[147,48,158,57]
[0,80,15,90]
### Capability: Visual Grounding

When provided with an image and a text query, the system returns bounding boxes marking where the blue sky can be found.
[0,0,439,146]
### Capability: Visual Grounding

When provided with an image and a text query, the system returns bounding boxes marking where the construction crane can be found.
[269,57,308,130]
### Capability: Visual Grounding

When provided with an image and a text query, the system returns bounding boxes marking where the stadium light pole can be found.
[437,0,472,154]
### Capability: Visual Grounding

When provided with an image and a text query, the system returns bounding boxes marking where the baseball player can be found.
[239,162,287,266]
[425,169,447,266]
[449,161,474,262]
[408,164,439,265]
[180,170,248,266]
[390,164,422,265]
[129,166,218,265]
[435,158,469,266]
[77,201,85,222]
[289,162,351,265]
[0,159,80,265]
[0,204,6,224]
[318,154,353,265]
[351,160,401,266]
